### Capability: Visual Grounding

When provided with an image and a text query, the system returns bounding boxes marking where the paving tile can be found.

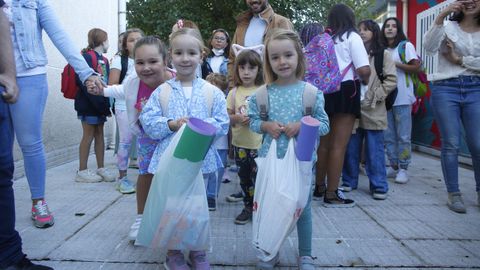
[402,239,480,267]
[12,150,480,269]
[376,220,444,239]
[346,239,423,266]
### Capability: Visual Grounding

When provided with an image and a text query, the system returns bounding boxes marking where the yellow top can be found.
[226,86,262,149]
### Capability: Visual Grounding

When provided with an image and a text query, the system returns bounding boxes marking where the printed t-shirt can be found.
[333,32,370,82]
[387,42,417,106]
[226,85,262,149]
[135,81,155,113]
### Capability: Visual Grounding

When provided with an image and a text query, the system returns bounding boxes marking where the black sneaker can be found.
[312,184,326,201]
[226,191,243,202]
[234,207,252,225]
[5,255,53,270]
[323,189,356,208]
[207,197,216,211]
[372,190,388,200]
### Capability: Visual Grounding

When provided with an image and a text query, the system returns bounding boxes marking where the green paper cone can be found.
[173,118,216,162]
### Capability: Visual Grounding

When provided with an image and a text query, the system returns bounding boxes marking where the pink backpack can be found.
[304,32,352,94]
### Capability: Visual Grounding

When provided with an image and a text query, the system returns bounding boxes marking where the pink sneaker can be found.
[31,200,54,228]
[189,250,210,270]
[164,251,190,270]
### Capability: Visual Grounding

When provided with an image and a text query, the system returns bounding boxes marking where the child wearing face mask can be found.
[75,28,115,184]
[202,29,231,78]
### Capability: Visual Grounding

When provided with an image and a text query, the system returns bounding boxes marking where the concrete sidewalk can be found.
[12,150,480,269]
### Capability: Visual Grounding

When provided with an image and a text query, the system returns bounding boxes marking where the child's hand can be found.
[86,75,106,91]
[240,115,250,126]
[284,122,301,138]
[168,117,189,131]
[86,81,103,96]
[261,121,284,139]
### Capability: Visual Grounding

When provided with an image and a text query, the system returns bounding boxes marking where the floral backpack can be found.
[304,31,352,94]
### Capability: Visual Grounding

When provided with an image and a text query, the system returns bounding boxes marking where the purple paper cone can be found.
[295,116,320,161]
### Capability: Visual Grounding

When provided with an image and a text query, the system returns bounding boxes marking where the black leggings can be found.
[233,146,258,207]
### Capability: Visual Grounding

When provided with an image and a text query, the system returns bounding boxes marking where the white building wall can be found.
[13,0,120,178]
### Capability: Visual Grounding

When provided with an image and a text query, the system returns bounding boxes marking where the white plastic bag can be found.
[252,139,313,261]
[136,125,210,250]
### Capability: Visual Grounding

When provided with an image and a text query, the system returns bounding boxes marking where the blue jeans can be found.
[431,76,480,193]
[9,74,48,199]
[203,172,218,199]
[342,128,388,193]
[384,105,412,169]
[216,149,228,193]
[0,92,24,268]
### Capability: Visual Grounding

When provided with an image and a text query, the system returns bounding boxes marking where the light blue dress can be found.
[139,77,230,174]
[248,80,330,159]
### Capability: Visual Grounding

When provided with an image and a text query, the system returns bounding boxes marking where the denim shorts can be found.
[78,115,107,125]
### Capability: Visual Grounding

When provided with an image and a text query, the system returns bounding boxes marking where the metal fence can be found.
[415,0,454,75]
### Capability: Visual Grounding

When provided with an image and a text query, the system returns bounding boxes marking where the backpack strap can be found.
[86,50,99,73]
[160,82,215,117]
[255,85,269,121]
[397,40,412,87]
[159,83,173,115]
[374,50,385,83]
[256,83,317,121]
[119,55,129,84]
[303,83,317,116]
[397,40,408,64]
[340,62,354,80]
[202,82,215,117]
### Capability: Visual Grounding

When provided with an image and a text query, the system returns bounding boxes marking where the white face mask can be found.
[212,48,224,56]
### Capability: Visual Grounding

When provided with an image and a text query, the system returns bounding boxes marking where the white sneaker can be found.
[298,256,315,270]
[97,168,116,182]
[386,167,398,178]
[359,163,367,175]
[395,169,409,184]
[76,169,102,183]
[117,177,136,194]
[129,215,142,241]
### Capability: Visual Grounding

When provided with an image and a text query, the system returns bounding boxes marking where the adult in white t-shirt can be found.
[381,17,421,184]
[108,28,144,194]
[315,4,371,208]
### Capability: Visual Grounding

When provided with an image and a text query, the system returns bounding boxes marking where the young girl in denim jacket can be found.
[139,27,229,270]
[248,29,329,270]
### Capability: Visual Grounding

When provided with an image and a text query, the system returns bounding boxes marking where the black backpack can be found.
[374,50,397,111]
[119,55,129,84]
[111,55,129,114]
